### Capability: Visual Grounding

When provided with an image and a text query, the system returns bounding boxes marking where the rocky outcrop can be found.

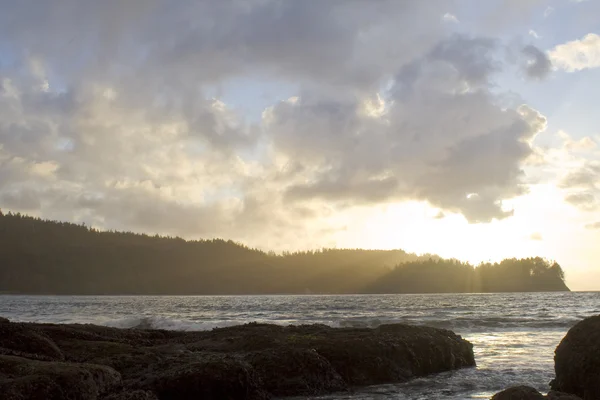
[546,391,583,400]
[551,315,600,400]
[491,386,582,400]
[0,354,122,400]
[0,319,475,399]
[491,386,545,400]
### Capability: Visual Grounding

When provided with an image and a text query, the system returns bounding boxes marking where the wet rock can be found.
[245,347,347,396]
[551,315,600,400]
[0,355,122,400]
[546,391,583,400]
[102,390,159,400]
[491,387,582,400]
[491,386,545,400]
[0,323,64,361]
[0,320,475,399]
[138,354,269,400]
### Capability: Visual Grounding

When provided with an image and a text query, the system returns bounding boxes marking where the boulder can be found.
[491,386,545,400]
[551,315,600,399]
[245,347,347,396]
[0,323,64,361]
[0,355,121,400]
[546,391,583,400]
[138,354,269,400]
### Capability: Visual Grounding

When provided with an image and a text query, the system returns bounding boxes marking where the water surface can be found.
[2,292,598,399]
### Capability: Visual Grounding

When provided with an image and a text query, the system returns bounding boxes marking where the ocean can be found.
[1,292,598,399]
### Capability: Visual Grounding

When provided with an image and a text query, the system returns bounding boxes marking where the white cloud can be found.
[549,33,600,72]
[529,29,540,39]
[558,131,597,151]
[442,13,459,23]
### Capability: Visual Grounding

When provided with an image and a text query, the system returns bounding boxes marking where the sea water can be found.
[1,292,598,399]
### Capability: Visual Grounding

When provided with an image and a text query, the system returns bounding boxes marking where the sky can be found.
[1,0,600,290]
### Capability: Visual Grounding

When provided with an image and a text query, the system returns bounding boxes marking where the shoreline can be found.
[0,318,475,399]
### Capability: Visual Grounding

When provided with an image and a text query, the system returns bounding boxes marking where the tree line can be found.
[0,210,569,294]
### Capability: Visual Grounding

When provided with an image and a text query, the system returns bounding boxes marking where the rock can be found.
[0,354,122,400]
[490,386,583,400]
[139,354,269,400]
[0,320,475,399]
[102,390,159,400]
[245,347,347,396]
[0,316,9,323]
[0,323,64,361]
[491,386,545,400]
[309,323,475,385]
[551,315,600,399]
[546,391,582,400]
[194,322,475,386]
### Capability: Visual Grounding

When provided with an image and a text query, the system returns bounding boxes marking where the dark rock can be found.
[491,386,545,400]
[0,316,9,323]
[0,354,121,400]
[139,354,269,400]
[245,347,347,396]
[546,391,582,400]
[490,387,583,400]
[0,323,64,361]
[102,390,159,400]
[551,315,600,400]
[0,320,475,399]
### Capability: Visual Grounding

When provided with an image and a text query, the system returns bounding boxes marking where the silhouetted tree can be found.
[0,212,569,294]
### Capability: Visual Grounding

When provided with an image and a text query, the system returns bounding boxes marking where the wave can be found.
[96,314,582,333]
[334,316,581,331]
[102,316,247,331]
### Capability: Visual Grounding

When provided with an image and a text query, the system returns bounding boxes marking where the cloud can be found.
[549,33,600,72]
[521,45,552,79]
[0,1,453,93]
[529,29,541,39]
[558,131,597,152]
[564,192,597,210]
[442,13,459,23]
[433,211,446,219]
[559,162,600,190]
[585,222,600,229]
[0,188,41,211]
[268,35,547,223]
[529,232,543,241]
[0,1,576,248]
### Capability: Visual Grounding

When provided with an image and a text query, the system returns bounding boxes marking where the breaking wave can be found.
[102,316,247,331]
[96,314,583,333]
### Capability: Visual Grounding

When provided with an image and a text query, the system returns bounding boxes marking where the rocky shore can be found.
[492,315,600,400]
[0,317,474,399]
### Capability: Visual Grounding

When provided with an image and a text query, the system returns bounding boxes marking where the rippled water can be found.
[1,292,599,399]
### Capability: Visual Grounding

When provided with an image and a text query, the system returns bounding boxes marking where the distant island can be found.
[0,211,570,294]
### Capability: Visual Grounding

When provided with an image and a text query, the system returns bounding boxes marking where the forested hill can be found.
[0,211,570,294]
